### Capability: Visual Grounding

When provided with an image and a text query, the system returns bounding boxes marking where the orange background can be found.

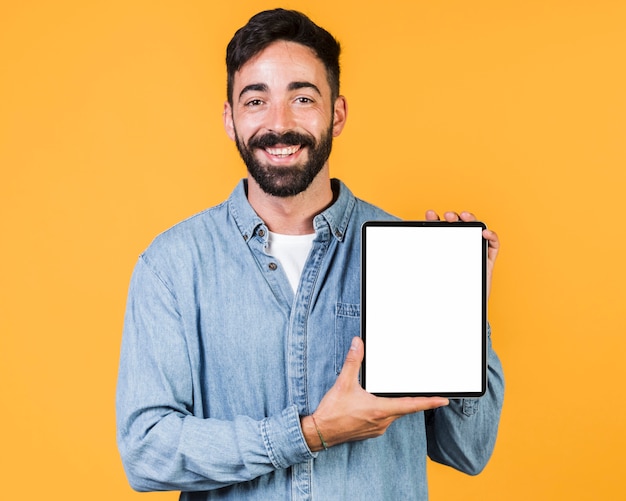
[1,1,625,499]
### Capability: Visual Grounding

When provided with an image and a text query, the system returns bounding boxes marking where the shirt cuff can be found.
[261,405,315,469]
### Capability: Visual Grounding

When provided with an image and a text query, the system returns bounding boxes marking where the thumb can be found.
[338,336,364,382]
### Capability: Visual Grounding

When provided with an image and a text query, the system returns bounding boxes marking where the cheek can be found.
[232,114,265,140]
[299,110,333,136]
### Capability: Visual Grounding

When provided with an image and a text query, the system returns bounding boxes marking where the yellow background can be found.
[1,1,624,499]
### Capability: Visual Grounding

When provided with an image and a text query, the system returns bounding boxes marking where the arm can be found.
[117,255,456,490]
[423,209,504,474]
[115,256,312,492]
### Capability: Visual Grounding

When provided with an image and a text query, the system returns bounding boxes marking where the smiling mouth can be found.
[264,145,302,158]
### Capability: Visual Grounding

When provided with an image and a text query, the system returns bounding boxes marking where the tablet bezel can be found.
[360,220,487,398]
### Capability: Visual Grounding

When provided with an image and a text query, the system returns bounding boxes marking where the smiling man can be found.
[116,9,504,500]
[224,36,347,233]
[227,45,338,199]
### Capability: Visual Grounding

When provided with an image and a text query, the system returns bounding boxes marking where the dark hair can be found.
[226,9,341,104]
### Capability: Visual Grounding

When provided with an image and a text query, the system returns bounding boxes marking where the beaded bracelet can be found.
[310,415,328,450]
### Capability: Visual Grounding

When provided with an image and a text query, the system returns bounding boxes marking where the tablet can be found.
[361,221,487,397]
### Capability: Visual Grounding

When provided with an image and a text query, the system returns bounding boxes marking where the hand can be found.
[425,210,500,299]
[302,337,449,451]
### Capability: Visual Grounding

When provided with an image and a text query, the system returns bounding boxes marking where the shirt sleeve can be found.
[115,256,314,492]
[425,324,505,475]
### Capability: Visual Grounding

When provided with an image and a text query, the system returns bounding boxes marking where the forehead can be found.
[233,41,330,94]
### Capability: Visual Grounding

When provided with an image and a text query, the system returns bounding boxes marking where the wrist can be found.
[301,415,327,452]
[311,414,329,451]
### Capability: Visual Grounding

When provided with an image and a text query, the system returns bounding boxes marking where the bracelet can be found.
[310,415,329,450]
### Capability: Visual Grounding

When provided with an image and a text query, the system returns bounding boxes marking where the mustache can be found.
[248,131,316,150]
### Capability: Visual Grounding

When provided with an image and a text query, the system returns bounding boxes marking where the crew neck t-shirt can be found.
[266,231,316,293]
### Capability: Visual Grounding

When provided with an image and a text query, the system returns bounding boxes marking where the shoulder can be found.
[149,201,228,251]
[138,199,234,278]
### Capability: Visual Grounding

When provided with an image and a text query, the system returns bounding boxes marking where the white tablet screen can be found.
[361,221,487,397]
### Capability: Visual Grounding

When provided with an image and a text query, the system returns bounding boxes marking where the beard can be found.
[234,125,334,197]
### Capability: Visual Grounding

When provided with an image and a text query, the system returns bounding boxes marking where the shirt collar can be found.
[314,178,356,242]
[227,178,356,243]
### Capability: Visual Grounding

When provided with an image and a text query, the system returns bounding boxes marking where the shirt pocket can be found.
[334,302,361,375]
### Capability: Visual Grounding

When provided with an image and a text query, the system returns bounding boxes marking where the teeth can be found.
[265,145,301,157]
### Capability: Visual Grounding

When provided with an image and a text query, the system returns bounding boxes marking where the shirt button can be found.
[258,229,265,237]
[268,262,277,271]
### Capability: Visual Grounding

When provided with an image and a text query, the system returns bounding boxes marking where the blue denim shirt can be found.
[116,179,504,500]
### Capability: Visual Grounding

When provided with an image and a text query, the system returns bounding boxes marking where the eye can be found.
[245,99,264,107]
[295,96,314,104]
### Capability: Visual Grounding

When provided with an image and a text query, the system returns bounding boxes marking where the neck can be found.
[246,169,334,235]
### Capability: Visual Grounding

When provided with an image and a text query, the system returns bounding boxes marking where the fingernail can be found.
[350,337,359,350]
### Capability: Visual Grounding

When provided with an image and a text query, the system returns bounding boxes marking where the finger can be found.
[443,211,460,222]
[425,210,439,221]
[483,229,499,248]
[459,211,476,222]
[383,396,450,416]
[483,229,500,265]
[337,337,364,385]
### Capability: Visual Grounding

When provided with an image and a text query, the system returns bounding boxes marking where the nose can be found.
[266,101,296,133]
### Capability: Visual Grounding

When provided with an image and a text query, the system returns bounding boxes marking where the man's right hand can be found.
[301,336,449,452]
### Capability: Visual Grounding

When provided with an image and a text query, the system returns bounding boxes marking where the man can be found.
[116,8,504,500]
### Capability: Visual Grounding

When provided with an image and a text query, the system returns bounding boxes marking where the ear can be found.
[332,96,348,137]
[223,101,236,141]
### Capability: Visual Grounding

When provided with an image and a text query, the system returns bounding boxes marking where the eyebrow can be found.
[238,83,268,101]
[288,81,321,95]
[238,81,322,101]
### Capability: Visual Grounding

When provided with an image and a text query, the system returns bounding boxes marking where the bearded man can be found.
[116,8,504,500]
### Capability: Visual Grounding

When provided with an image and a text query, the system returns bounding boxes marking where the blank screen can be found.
[361,222,486,397]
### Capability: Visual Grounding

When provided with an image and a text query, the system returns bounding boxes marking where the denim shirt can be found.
[116,179,505,500]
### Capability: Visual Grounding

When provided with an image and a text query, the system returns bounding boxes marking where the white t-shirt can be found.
[266,231,316,293]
